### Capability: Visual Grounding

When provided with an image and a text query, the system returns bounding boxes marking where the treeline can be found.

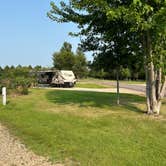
[0,65,46,95]
[53,42,145,80]
[52,42,88,78]
[88,64,145,80]
[0,42,145,95]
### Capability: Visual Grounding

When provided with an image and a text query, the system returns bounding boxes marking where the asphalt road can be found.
[39,80,165,96]
[102,81,166,96]
[101,81,146,92]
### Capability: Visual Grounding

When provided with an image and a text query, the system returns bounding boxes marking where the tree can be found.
[48,0,142,105]
[52,42,88,78]
[120,67,131,80]
[53,42,75,70]
[0,67,3,78]
[73,47,88,78]
[106,0,166,114]
[48,0,166,114]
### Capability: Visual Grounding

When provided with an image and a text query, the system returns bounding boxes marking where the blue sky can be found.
[0,0,92,67]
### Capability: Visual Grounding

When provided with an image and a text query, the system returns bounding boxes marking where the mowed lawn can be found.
[0,89,166,166]
[75,82,111,88]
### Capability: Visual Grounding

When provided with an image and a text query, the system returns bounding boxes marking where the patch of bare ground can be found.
[0,123,63,166]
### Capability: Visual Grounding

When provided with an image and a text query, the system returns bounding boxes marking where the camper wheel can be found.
[64,82,74,88]
[69,82,74,87]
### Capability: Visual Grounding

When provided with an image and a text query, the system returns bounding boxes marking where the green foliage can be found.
[53,42,88,78]
[13,77,32,95]
[73,47,88,78]
[120,67,131,80]
[75,82,109,89]
[48,0,145,81]
[106,0,166,72]
[88,61,145,80]
[53,42,75,70]
[0,65,39,95]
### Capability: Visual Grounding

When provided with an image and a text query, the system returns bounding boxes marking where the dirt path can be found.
[0,124,62,166]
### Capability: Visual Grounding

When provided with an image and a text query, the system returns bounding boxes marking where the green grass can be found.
[119,80,145,84]
[0,89,166,166]
[79,78,145,85]
[77,78,145,89]
[75,82,110,88]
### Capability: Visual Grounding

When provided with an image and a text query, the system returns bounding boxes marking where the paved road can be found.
[102,81,146,92]
[102,81,166,96]
[39,80,165,96]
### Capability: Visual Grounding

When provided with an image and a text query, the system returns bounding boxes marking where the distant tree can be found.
[120,67,131,80]
[28,65,33,70]
[34,65,42,71]
[16,65,22,69]
[73,47,88,78]
[52,42,88,78]
[0,66,3,71]
[4,65,10,71]
[53,42,75,70]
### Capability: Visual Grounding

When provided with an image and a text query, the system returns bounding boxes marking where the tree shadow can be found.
[45,90,146,114]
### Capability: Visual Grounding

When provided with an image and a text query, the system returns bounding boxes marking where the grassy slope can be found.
[79,78,145,84]
[75,82,110,88]
[76,78,145,89]
[0,89,166,166]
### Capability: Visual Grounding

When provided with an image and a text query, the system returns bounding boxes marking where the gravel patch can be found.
[0,124,63,166]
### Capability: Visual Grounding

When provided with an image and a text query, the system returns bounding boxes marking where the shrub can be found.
[0,77,32,95]
[0,84,2,94]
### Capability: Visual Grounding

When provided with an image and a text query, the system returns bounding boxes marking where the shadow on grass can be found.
[45,90,146,114]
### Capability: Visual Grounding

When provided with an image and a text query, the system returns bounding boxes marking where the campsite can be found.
[1,0,166,166]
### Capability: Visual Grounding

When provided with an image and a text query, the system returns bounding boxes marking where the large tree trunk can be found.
[146,64,166,115]
[144,32,166,115]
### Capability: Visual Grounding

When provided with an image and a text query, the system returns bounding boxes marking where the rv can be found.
[37,70,76,87]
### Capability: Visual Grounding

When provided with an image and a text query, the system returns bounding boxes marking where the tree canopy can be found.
[52,42,88,78]
[53,42,75,70]
[48,0,166,114]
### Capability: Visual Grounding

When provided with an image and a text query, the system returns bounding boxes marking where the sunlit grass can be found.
[75,82,110,88]
[0,89,165,166]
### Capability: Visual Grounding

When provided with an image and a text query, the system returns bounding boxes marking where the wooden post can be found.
[2,87,6,106]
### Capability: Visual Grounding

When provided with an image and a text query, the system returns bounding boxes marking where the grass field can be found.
[76,78,145,89]
[79,78,145,85]
[0,89,166,166]
[75,82,110,88]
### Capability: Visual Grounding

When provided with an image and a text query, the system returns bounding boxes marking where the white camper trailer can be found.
[37,70,76,87]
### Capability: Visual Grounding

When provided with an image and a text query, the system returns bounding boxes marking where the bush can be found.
[0,77,32,95]
[14,77,32,95]
[0,65,39,96]
[0,84,2,94]
[120,68,131,80]
[16,86,29,95]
